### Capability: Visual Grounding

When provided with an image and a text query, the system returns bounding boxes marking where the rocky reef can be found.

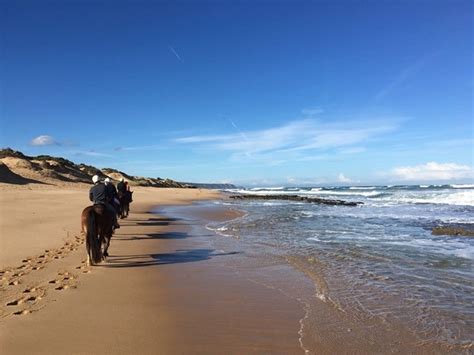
[229,194,363,206]
[432,225,474,237]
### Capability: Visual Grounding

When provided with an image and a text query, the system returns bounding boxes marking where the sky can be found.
[1,0,473,186]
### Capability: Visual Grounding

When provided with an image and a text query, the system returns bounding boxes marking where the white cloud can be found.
[30,135,58,146]
[391,162,474,181]
[175,118,398,164]
[337,173,352,183]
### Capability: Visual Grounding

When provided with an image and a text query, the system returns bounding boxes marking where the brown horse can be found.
[81,204,114,265]
[118,191,132,219]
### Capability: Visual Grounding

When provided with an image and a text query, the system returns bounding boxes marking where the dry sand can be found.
[0,184,304,354]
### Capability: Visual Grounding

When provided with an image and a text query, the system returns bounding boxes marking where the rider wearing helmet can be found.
[117,177,126,194]
[104,177,118,201]
[89,175,120,229]
[104,177,120,215]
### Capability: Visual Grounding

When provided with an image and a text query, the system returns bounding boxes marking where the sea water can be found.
[207,184,474,349]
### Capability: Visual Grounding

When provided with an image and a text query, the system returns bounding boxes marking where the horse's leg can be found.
[98,229,106,261]
[103,235,111,258]
[85,238,91,266]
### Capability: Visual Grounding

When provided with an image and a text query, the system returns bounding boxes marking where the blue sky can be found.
[1,0,472,185]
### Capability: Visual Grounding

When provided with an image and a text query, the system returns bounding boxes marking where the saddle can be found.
[93,204,105,216]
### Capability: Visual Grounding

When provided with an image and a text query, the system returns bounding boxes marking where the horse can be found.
[118,191,133,219]
[81,204,115,266]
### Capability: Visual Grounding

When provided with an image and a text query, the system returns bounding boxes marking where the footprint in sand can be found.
[49,271,78,291]
[75,266,91,274]
[6,298,24,306]
[0,269,22,287]
[13,309,31,316]
[75,260,92,274]
[4,285,46,316]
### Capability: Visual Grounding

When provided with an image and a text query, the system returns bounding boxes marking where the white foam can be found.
[349,186,377,190]
[300,211,317,218]
[206,224,234,238]
[309,190,384,197]
[380,191,474,206]
[250,186,285,191]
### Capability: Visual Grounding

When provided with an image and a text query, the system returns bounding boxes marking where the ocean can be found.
[206,184,474,350]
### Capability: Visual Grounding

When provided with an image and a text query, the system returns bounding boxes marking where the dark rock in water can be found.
[229,194,363,206]
[432,226,474,237]
[180,182,238,189]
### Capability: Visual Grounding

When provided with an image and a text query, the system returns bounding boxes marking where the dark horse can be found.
[81,204,115,265]
[118,191,133,219]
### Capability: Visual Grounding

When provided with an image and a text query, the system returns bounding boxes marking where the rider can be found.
[117,177,126,194]
[104,177,120,214]
[124,180,133,202]
[89,175,120,229]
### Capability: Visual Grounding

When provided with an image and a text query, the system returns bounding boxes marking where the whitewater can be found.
[207,184,474,349]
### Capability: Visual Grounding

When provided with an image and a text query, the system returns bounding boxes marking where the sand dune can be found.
[0,148,188,187]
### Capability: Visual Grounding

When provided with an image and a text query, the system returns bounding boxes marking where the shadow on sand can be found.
[100,249,240,268]
[133,217,183,227]
[115,232,189,241]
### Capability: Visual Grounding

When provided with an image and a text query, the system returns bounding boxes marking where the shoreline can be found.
[183,202,452,354]
[0,184,464,353]
[0,185,303,354]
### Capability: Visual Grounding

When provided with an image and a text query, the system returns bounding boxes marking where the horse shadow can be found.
[134,217,182,226]
[115,232,189,241]
[101,249,240,268]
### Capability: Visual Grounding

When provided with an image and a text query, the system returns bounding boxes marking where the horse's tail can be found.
[84,207,102,265]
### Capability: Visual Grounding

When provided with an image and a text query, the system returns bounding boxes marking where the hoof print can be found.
[7,299,23,306]
[13,310,30,316]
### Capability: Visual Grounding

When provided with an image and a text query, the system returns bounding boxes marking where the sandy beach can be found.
[0,184,462,354]
[0,185,304,354]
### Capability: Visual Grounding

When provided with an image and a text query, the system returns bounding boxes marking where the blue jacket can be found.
[105,183,118,201]
[89,182,108,204]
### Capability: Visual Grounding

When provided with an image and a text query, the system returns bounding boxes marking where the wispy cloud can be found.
[338,147,366,154]
[175,118,398,164]
[169,45,184,63]
[375,54,434,101]
[301,107,324,117]
[73,150,113,158]
[30,135,59,146]
[390,162,473,181]
[227,118,249,142]
[114,144,168,152]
